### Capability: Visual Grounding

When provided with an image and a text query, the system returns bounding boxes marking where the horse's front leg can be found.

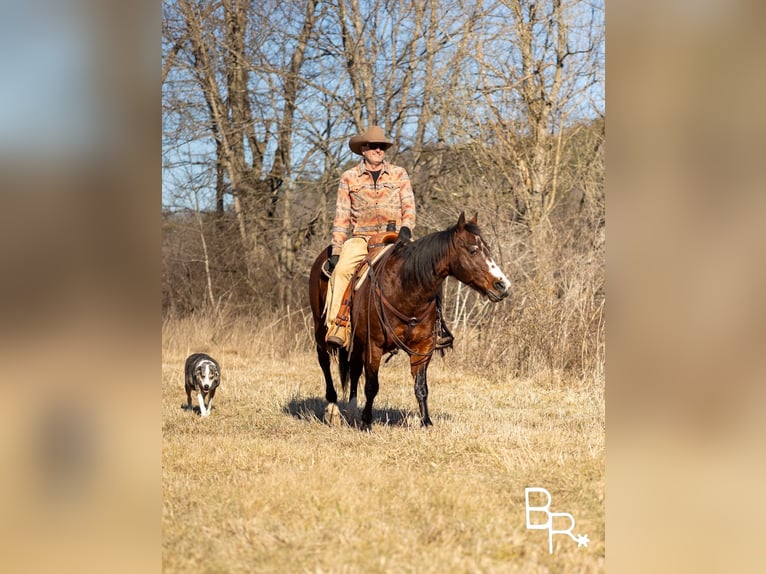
[412,363,433,427]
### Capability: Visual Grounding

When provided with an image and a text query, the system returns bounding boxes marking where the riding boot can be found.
[435,318,454,350]
[326,305,351,349]
[326,282,354,349]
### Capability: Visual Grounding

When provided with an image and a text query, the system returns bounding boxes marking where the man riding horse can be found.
[323,125,453,350]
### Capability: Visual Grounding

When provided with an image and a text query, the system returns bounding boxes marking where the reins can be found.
[366,244,437,366]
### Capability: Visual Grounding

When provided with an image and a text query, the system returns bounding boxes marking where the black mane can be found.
[399,221,482,289]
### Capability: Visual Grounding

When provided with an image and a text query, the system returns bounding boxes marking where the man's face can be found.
[362,143,386,164]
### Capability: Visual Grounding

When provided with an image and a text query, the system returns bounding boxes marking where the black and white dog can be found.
[184,353,221,417]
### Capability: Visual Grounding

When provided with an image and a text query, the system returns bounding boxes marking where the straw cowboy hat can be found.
[348,125,394,155]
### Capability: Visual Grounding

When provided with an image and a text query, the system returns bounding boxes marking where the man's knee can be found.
[337,240,368,273]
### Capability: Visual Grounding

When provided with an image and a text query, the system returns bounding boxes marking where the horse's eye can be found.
[468,245,479,255]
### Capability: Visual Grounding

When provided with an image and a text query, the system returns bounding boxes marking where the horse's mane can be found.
[399,221,482,289]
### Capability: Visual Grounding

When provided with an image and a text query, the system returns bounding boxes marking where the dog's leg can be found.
[197,392,208,416]
[205,388,216,414]
[184,387,193,411]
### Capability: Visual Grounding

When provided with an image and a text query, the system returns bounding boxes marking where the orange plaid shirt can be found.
[331,160,416,255]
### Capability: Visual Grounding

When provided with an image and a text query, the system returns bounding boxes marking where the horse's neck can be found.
[388,259,445,312]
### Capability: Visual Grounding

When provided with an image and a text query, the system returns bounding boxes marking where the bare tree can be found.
[163,0,606,378]
[471,0,605,234]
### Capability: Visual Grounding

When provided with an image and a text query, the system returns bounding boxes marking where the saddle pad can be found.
[354,243,395,291]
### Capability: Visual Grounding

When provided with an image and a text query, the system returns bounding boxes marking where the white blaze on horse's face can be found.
[485,251,511,293]
[474,236,510,301]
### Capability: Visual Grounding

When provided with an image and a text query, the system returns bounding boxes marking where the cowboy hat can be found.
[348,125,394,155]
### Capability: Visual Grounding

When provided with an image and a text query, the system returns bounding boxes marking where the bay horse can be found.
[308,212,511,429]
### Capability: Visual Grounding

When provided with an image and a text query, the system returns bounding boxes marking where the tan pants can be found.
[324,237,368,329]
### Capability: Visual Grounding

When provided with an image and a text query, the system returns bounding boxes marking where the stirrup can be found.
[435,333,454,350]
[326,323,350,349]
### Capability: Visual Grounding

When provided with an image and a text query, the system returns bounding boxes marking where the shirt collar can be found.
[357,160,389,175]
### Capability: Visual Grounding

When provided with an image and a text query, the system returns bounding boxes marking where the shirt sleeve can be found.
[331,173,352,255]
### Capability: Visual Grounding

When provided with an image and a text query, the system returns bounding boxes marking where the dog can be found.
[184,353,221,417]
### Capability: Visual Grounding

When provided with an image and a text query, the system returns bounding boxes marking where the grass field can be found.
[162,316,604,573]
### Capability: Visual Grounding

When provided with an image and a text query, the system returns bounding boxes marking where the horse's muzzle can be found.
[487,281,510,302]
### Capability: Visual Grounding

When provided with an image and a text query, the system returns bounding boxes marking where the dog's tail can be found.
[338,347,350,398]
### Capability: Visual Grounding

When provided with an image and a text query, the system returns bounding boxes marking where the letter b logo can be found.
[525,487,589,553]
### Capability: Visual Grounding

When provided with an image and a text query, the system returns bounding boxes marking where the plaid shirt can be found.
[331,160,416,255]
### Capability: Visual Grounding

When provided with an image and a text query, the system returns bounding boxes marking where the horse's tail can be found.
[338,347,350,397]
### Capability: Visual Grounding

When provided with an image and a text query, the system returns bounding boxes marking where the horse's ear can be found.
[470,212,478,225]
[457,211,466,229]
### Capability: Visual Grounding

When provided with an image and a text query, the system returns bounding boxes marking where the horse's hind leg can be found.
[318,345,343,426]
[338,348,350,400]
[317,345,337,404]
[360,355,382,431]
[345,354,363,425]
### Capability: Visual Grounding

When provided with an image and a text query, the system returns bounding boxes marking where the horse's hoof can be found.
[324,403,343,426]
[421,418,433,427]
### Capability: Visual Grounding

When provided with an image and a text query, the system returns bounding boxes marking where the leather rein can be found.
[365,244,437,366]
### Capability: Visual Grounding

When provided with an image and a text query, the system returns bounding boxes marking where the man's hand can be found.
[397,226,412,243]
[327,254,339,273]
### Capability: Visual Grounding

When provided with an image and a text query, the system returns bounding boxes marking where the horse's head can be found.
[450,212,511,302]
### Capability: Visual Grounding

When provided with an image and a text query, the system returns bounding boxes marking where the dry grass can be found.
[163,316,604,573]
